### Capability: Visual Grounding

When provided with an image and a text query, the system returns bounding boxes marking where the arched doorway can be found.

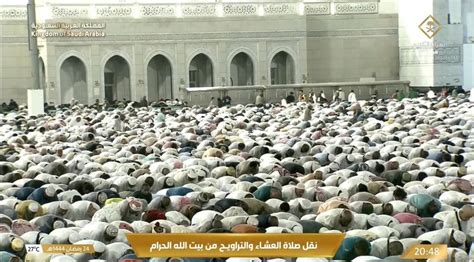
[270,51,295,85]
[60,56,87,104]
[147,55,173,101]
[39,58,46,90]
[39,58,47,101]
[230,52,254,86]
[189,54,213,87]
[104,55,131,103]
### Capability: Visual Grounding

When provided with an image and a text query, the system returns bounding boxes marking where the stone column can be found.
[90,44,102,103]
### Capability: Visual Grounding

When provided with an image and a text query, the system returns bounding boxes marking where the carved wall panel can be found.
[334,2,378,14]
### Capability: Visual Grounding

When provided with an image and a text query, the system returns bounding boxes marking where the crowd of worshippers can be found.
[209,96,232,108]
[0,100,19,113]
[40,97,187,115]
[283,89,372,105]
[281,86,467,106]
[0,88,473,262]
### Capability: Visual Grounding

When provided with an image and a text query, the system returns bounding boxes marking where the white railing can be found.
[0,1,379,20]
[184,80,411,105]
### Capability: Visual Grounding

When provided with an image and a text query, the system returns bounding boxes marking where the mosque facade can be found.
[0,0,472,104]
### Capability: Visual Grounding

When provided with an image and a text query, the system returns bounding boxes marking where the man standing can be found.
[8,99,19,111]
[302,105,312,121]
[217,97,224,107]
[256,92,264,106]
[308,92,315,103]
[286,92,296,103]
[140,96,148,107]
[348,90,357,103]
[112,114,123,132]
[209,97,215,107]
[154,107,166,127]
[427,88,437,99]
[70,98,78,107]
[318,91,328,103]
[339,88,346,101]
[333,88,345,102]
[223,95,232,106]
[371,90,378,100]
[298,90,306,102]
[391,90,399,100]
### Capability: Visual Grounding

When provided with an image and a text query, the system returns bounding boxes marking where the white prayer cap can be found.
[452,229,467,245]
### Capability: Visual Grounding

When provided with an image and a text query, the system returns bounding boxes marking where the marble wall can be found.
[464,44,474,90]
[399,0,466,88]
[0,0,445,104]
[462,0,474,90]
[0,3,27,101]
[463,0,474,42]
[306,14,399,83]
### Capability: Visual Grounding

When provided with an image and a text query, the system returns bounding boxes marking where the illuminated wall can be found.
[0,0,423,104]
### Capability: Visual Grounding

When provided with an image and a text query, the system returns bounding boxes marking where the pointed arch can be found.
[147,54,173,101]
[188,53,214,87]
[230,52,255,86]
[270,51,295,85]
[60,56,88,104]
[103,55,131,103]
